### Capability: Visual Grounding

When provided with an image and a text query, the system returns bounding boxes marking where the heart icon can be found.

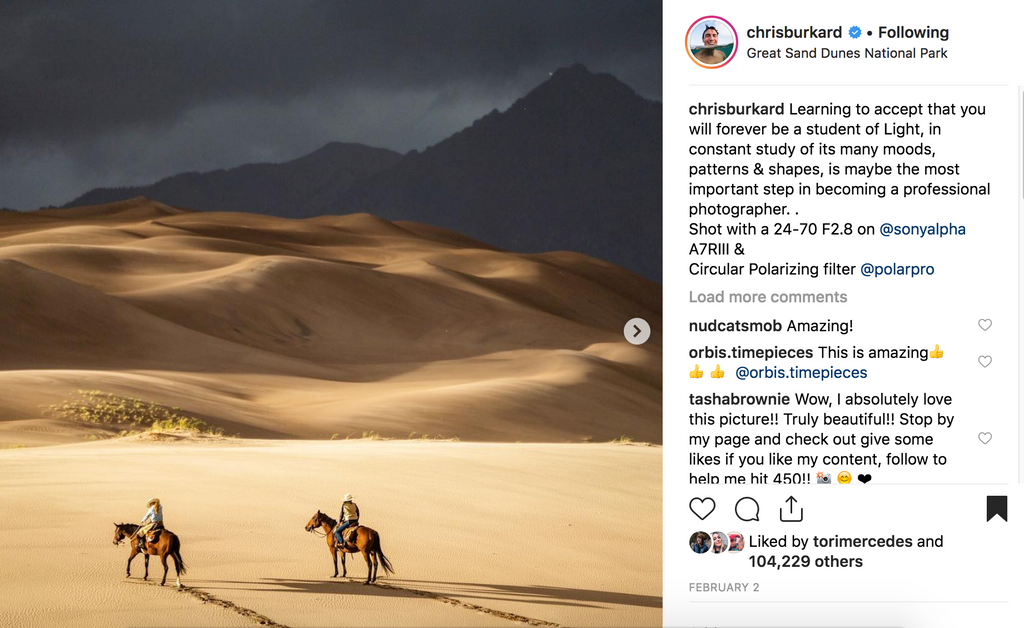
[978,319,992,331]
[689,497,716,520]
[857,474,872,484]
[979,356,992,368]
[978,432,993,444]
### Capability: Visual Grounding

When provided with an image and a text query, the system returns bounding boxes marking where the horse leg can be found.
[160,552,169,586]
[371,547,379,582]
[144,554,150,581]
[331,547,339,578]
[361,549,372,584]
[126,549,138,578]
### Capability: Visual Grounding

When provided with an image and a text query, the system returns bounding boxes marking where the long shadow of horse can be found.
[394,579,662,609]
[186,577,661,610]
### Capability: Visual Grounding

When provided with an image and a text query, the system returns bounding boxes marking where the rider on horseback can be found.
[333,494,359,549]
[134,498,164,552]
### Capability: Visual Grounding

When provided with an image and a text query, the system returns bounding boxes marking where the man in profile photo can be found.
[691,533,710,554]
[695,25,727,65]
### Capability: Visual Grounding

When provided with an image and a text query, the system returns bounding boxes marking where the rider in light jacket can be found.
[135,498,164,552]
[333,494,360,549]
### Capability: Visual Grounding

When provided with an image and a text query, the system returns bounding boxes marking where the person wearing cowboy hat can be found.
[134,498,164,552]
[333,494,360,549]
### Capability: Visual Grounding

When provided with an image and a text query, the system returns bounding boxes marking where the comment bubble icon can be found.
[735,497,760,522]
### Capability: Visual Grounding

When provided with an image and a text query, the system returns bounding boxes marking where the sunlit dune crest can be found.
[0,198,661,446]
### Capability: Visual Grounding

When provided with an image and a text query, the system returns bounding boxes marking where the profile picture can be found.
[690,531,710,554]
[709,530,729,554]
[728,532,745,553]
[687,17,737,69]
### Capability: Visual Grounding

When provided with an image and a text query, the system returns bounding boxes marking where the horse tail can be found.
[375,537,395,575]
[172,537,188,575]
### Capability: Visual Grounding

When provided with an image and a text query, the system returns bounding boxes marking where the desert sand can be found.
[0,440,661,627]
[0,198,661,626]
[0,197,660,447]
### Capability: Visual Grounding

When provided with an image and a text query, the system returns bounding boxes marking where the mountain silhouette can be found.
[333,64,662,280]
[66,65,661,280]
[66,142,403,215]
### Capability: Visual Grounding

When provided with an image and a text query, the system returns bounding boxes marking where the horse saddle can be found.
[342,525,360,546]
[146,529,162,544]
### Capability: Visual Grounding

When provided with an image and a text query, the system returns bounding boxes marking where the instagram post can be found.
[0,3,662,627]
[6,2,1024,627]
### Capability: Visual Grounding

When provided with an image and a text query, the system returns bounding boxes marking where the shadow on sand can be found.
[186,576,661,610]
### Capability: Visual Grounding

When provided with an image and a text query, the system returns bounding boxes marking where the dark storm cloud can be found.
[0,0,661,208]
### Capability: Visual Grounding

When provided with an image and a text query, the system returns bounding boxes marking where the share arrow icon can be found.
[780,496,804,522]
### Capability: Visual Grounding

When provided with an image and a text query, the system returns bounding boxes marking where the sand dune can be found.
[0,440,661,628]
[0,197,661,626]
[0,197,661,445]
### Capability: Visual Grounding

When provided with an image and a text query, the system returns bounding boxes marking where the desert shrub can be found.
[46,390,222,436]
[150,417,223,436]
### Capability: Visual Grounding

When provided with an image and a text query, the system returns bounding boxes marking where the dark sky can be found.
[0,0,661,209]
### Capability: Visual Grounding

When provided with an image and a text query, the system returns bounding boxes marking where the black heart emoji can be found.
[857,474,872,484]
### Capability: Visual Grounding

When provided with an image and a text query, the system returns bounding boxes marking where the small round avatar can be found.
[687,17,739,69]
[690,531,711,554]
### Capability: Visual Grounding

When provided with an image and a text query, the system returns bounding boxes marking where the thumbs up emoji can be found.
[711,364,725,378]
[929,344,944,359]
[690,364,703,378]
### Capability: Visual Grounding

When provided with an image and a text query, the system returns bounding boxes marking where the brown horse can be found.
[304,510,394,583]
[113,523,187,587]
